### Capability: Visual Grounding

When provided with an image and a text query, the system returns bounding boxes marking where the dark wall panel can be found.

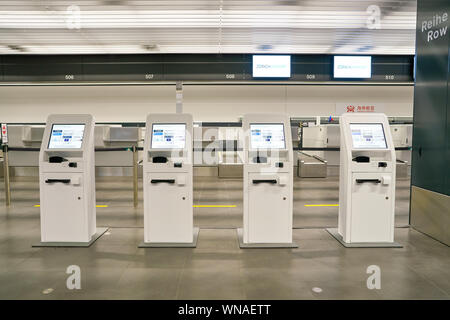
[83,55,164,81]
[447,48,450,195]
[3,55,83,82]
[368,56,413,82]
[164,54,246,81]
[291,55,329,81]
[410,0,450,246]
[411,0,450,195]
[0,56,3,81]
[0,53,414,83]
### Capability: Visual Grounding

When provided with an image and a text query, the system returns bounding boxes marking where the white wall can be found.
[0,84,413,123]
[286,85,413,118]
[0,85,176,123]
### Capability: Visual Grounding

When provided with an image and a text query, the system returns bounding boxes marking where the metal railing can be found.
[0,118,413,207]
[2,145,11,206]
[1,145,140,208]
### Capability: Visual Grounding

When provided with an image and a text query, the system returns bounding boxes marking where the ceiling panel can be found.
[0,0,417,54]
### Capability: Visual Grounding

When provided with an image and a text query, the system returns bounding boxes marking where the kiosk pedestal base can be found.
[326,228,402,248]
[32,227,109,248]
[237,228,298,248]
[139,227,199,248]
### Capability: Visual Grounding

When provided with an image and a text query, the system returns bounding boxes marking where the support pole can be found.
[132,145,138,208]
[3,145,11,206]
[176,81,183,114]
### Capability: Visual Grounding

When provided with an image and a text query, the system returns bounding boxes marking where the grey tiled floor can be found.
[0,176,448,300]
[0,175,411,228]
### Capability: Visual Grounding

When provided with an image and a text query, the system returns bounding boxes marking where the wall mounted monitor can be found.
[250,124,286,149]
[252,55,291,78]
[334,56,372,79]
[151,124,186,149]
[48,124,85,149]
[350,123,387,149]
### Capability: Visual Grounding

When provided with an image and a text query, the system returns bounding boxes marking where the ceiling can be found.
[0,0,417,55]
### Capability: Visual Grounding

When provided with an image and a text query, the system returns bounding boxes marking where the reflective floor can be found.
[0,176,449,299]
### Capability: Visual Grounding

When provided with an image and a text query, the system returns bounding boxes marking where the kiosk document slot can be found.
[140,113,198,248]
[35,114,107,247]
[327,113,401,247]
[239,114,297,248]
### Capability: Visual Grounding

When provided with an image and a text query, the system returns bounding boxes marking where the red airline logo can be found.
[1,124,7,142]
[346,105,375,113]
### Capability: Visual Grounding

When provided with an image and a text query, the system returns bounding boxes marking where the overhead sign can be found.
[420,12,448,43]
[333,56,372,79]
[1,123,8,144]
[335,103,385,115]
[252,55,291,78]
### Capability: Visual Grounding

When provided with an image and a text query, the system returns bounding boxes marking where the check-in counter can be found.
[193,125,219,176]
[218,151,243,178]
[94,125,140,168]
[7,125,44,167]
[302,125,327,148]
[301,123,412,178]
[291,123,300,150]
[396,159,408,178]
[297,152,327,178]
[390,124,412,171]
[324,124,341,168]
[0,156,3,178]
[6,125,141,175]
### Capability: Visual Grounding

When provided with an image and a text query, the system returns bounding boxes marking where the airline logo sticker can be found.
[1,124,7,144]
[336,103,385,115]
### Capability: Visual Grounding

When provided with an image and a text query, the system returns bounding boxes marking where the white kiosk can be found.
[34,114,107,247]
[327,113,401,247]
[140,113,198,248]
[239,113,297,248]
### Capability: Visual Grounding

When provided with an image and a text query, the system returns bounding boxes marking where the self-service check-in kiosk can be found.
[238,114,297,248]
[327,113,401,247]
[139,113,198,248]
[34,114,107,247]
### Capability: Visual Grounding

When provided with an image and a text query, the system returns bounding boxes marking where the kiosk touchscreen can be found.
[328,113,400,247]
[349,123,387,149]
[240,114,296,248]
[35,114,104,246]
[48,124,85,149]
[151,124,186,149]
[141,113,197,247]
[250,124,286,149]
